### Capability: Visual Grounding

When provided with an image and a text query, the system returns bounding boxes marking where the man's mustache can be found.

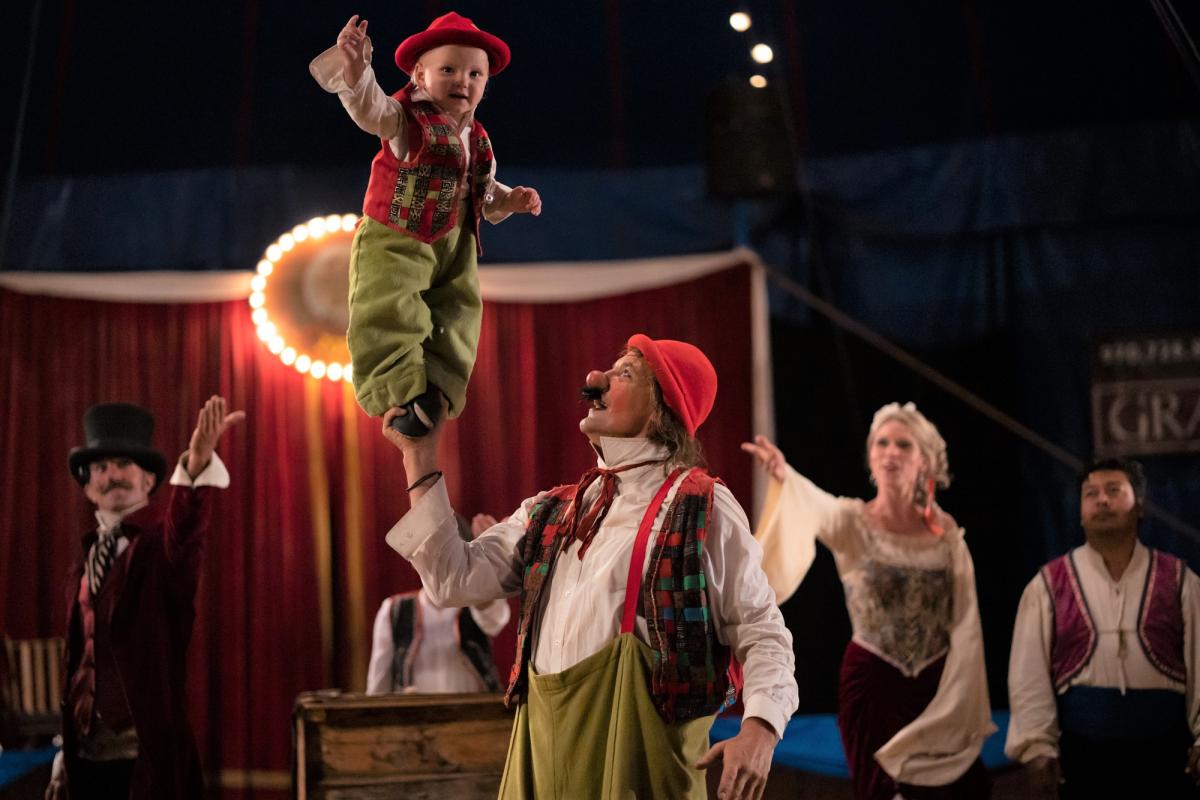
[102,480,134,493]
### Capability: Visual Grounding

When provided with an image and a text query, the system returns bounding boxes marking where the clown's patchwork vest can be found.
[362,85,494,255]
[504,469,736,722]
[387,591,502,693]
[1042,548,1186,691]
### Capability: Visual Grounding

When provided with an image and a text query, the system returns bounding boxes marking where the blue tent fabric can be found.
[0,747,58,789]
[9,122,1196,272]
[708,712,1013,778]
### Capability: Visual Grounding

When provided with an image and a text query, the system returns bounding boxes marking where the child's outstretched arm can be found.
[337,15,369,87]
[309,15,404,140]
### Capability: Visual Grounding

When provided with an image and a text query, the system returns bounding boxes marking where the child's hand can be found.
[501,186,542,217]
[337,15,369,87]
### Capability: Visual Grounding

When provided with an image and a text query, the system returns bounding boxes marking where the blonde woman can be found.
[744,403,994,800]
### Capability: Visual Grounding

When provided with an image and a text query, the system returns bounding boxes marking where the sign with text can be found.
[1091,333,1200,457]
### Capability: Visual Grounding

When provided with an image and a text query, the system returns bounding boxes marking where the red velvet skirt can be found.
[837,641,990,800]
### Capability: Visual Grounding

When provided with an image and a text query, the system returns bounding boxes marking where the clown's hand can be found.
[694,716,775,800]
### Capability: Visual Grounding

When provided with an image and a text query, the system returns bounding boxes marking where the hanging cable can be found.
[0,0,43,270]
[761,262,1200,545]
[1149,0,1200,97]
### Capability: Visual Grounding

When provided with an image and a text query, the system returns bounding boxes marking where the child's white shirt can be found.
[310,42,514,224]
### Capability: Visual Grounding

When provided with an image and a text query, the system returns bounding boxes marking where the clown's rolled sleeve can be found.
[386,477,527,606]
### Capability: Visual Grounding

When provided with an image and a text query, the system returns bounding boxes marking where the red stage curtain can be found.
[0,260,755,797]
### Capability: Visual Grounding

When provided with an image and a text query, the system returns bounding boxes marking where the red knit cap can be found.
[394,12,512,75]
[627,334,717,435]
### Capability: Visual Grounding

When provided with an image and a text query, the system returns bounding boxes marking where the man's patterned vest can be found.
[361,85,494,255]
[1042,548,1186,691]
[503,469,736,722]
[388,591,502,692]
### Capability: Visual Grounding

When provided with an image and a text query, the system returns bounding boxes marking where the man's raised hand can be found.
[186,395,246,478]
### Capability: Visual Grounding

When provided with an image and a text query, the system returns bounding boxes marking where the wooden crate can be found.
[293,691,514,800]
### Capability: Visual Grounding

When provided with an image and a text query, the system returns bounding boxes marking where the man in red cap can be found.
[382,335,797,800]
[310,12,541,438]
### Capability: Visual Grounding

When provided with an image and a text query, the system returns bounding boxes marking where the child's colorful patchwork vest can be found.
[362,85,494,255]
[504,469,736,722]
[1042,548,1186,691]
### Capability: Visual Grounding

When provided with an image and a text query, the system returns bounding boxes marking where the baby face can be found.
[413,44,490,118]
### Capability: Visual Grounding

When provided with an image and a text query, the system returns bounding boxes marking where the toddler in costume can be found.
[311,12,541,436]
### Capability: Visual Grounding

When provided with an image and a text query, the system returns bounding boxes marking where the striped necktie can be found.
[85,531,120,596]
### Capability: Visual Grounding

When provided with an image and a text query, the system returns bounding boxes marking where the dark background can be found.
[3,1,1197,175]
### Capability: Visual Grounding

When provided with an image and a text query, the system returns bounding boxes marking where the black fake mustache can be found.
[580,386,603,402]
[102,480,134,494]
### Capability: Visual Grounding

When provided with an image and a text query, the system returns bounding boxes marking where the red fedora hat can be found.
[394,12,511,75]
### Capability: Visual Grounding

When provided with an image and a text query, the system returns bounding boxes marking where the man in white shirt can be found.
[381,334,797,800]
[1006,458,1200,799]
[366,513,511,695]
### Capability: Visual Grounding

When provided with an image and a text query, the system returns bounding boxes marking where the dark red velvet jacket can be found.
[61,483,214,799]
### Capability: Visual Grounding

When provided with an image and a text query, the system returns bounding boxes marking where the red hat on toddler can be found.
[394,12,511,75]
[627,334,718,436]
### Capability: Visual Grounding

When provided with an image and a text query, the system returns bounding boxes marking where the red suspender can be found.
[621,469,686,634]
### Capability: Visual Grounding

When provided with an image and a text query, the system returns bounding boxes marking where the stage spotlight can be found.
[729,12,751,32]
[249,214,359,382]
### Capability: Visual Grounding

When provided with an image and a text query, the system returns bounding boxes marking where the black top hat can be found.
[68,403,168,491]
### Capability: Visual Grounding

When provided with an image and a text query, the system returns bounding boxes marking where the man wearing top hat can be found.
[382,335,797,800]
[46,396,244,800]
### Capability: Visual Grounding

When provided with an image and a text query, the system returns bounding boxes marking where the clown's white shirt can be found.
[387,437,798,738]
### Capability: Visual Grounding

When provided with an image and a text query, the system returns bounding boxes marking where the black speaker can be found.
[704,79,795,198]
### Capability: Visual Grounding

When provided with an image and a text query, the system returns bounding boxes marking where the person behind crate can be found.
[366,512,510,694]
[310,12,542,437]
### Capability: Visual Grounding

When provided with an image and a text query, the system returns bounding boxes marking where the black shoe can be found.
[388,384,444,438]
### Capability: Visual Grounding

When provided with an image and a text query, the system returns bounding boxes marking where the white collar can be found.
[594,437,669,470]
[1079,538,1146,583]
[94,500,148,537]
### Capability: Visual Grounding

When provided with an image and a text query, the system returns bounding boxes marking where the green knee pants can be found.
[346,215,482,417]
